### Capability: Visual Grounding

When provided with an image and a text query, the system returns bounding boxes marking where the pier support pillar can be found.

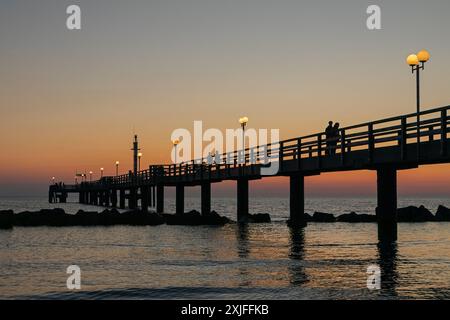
[129,188,137,209]
[156,184,164,214]
[176,184,184,215]
[201,182,211,216]
[376,167,398,241]
[119,189,126,209]
[147,186,153,207]
[89,191,95,205]
[104,190,110,207]
[111,190,117,208]
[141,187,149,212]
[93,191,98,205]
[237,178,249,222]
[289,175,306,227]
[97,190,105,206]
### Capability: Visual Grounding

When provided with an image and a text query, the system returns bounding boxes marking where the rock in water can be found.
[435,205,450,221]
[14,208,72,227]
[286,213,312,226]
[202,210,231,225]
[238,213,271,223]
[337,212,377,223]
[312,212,336,222]
[164,210,229,226]
[0,210,14,229]
[75,210,101,225]
[120,210,165,226]
[397,206,435,222]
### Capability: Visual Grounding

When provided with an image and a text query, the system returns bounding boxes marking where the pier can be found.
[49,105,450,241]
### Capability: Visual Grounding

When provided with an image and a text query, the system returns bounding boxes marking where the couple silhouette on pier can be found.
[325,121,340,155]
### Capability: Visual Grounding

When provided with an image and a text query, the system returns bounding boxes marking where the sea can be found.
[0,196,449,300]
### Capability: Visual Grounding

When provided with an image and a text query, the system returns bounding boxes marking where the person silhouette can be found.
[325,121,333,155]
[330,122,340,155]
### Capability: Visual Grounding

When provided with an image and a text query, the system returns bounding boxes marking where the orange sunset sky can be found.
[0,0,449,197]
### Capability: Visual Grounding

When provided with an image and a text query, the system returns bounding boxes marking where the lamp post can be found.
[239,117,248,163]
[138,153,142,171]
[75,176,78,185]
[407,50,430,161]
[100,167,104,178]
[89,171,93,182]
[52,177,55,184]
[115,161,119,176]
[172,139,180,164]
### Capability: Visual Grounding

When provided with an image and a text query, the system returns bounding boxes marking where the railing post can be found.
[201,159,204,180]
[340,129,346,165]
[441,109,448,156]
[400,117,407,161]
[368,123,374,163]
[297,138,302,170]
[428,125,434,142]
[279,141,284,172]
[317,134,322,168]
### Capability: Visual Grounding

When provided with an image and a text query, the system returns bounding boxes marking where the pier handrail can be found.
[62,105,449,187]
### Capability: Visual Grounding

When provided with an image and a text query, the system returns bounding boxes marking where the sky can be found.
[0,0,449,197]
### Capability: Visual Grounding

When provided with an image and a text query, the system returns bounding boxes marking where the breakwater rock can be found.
[312,212,336,222]
[435,205,450,221]
[75,209,165,226]
[0,210,13,229]
[337,212,377,223]
[1,205,449,229]
[1,208,164,227]
[286,205,450,225]
[238,213,271,223]
[396,206,435,222]
[163,210,230,226]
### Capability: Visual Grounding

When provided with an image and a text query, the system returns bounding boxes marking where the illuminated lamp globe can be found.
[417,50,430,63]
[407,54,419,66]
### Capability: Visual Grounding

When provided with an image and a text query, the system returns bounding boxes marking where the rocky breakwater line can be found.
[286,205,450,224]
[163,210,230,226]
[0,208,165,228]
[163,210,271,225]
[1,205,449,229]
[0,208,238,228]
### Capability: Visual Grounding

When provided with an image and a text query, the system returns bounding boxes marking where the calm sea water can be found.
[0,196,449,300]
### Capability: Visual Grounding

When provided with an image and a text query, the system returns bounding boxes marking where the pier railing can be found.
[78,105,449,188]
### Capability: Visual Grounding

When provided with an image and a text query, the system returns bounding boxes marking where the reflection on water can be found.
[288,227,307,286]
[0,197,449,299]
[236,223,251,287]
[0,222,449,300]
[377,241,399,297]
[236,223,250,259]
